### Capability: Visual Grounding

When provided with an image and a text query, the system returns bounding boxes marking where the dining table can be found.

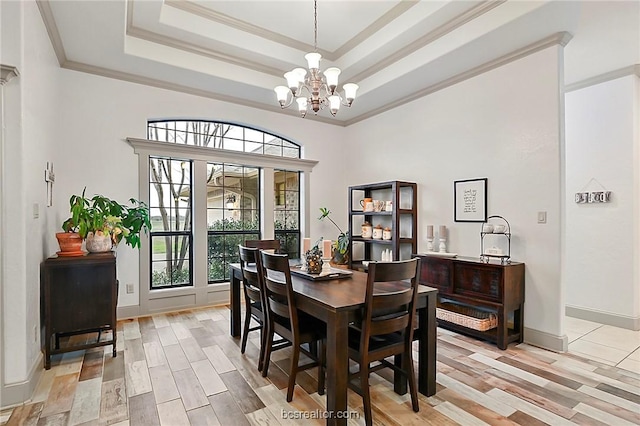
[228,262,438,426]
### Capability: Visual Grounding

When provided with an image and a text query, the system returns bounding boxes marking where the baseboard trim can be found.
[0,353,43,409]
[117,304,140,320]
[565,305,640,331]
[523,327,568,353]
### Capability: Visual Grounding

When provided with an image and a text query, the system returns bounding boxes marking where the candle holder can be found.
[439,238,447,253]
[427,237,434,252]
[321,258,332,274]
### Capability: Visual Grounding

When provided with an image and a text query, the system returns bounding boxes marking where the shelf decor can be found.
[454,178,487,222]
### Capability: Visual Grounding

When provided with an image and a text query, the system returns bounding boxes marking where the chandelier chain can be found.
[313,0,318,52]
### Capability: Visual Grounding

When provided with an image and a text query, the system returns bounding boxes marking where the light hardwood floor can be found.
[2,305,639,425]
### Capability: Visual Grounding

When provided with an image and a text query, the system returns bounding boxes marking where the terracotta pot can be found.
[86,232,113,253]
[55,232,84,255]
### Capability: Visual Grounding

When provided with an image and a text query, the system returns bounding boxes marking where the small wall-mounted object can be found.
[575,191,611,204]
[575,178,611,204]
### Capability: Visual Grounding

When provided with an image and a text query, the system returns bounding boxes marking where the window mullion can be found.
[192,159,208,296]
[262,168,275,239]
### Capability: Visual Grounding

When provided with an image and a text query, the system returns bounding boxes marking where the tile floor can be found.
[566,315,640,373]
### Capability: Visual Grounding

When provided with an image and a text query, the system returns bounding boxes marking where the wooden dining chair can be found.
[347,258,421,426]
[237,245,268,371]
[258,251,326,402]
[244,239,281,253]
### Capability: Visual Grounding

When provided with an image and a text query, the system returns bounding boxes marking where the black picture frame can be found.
[454,178,487,222]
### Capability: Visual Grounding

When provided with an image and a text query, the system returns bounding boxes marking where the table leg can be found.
[230,268,241,337]
[418,293,437,396]
[326,311,349,426]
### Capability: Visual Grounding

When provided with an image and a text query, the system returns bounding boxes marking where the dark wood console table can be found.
[414,254,524,349]
[41,252,118,369]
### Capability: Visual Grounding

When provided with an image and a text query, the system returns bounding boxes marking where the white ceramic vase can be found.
[85,232,113,253]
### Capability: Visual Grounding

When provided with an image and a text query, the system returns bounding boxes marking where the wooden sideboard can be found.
[41,252,118,369]
[414,254,524,349]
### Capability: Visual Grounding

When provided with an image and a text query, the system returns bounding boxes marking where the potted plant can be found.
[318,207,350,265]
[57,188,152,255]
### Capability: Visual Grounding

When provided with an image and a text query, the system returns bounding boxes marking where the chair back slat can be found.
[245,239,281,253]
[238,245,263,305]
[370,314,410,336]
[259,251,298,325]
[360,258,420,352]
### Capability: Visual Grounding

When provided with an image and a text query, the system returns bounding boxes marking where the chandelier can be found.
[274,0,358,118]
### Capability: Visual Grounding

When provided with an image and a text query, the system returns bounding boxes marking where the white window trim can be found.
[127,137,318,316]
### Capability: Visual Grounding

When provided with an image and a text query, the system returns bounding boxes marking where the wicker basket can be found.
[436,302,498,331]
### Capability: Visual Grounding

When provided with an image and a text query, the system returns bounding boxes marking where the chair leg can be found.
[317,338,325,396]
[360,362,372,426]
[286,342,301,402]
[257,319,266,372]
[261,322,274,377]
[404,351,419,412]
[240,308,251,354]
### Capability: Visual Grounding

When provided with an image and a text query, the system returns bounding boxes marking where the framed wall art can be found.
[454,178,487,222]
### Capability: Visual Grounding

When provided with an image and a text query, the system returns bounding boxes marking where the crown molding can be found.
[60,60,343,126]
[164,0,417,63]
[164,0,331,60]
[330,1,419,60]
[126,26,284,78]
[0,65,19,85]
[349,0,506,84]
[36,0,67,66]
[564,64,640,93]
[344,31,573,126]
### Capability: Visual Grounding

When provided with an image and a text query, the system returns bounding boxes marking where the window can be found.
[274,170,300,258]
[147,120,301,158]
[206,163,260,283]
[136,120,311,311]
[149,157,192,288]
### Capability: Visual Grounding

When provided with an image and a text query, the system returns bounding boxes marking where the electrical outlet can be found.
[537,211,547,224]
[126,283,134,294]
[33,325,38,342]
[33,203,39,219]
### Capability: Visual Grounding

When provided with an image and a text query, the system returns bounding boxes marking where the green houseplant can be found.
[58,188,152,254]
[318,207,349,264]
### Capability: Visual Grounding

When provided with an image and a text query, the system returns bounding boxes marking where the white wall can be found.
[1,0,349,406]
[345,46,565,345]
[1,0,59,399]
[565,75,640,328]
[52,69,348,307]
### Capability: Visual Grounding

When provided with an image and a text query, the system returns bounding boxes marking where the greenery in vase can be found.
[62,187,152,248]
[318,207,349,255]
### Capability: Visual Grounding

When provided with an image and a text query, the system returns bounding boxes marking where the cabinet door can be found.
[418,257,452,292]
[453,263,502,302]
[49,263,115,333]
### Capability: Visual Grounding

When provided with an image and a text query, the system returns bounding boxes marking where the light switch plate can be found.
[537,211,547,224]
[126,284,134,294]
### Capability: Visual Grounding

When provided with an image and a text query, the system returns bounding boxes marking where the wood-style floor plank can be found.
[173,368,209,411]
[157,399,190,426]
[185,405,221,426]
[99,378,128,425]
[128,392,160,426]
[40,373,79,418]
[7,306,640,426]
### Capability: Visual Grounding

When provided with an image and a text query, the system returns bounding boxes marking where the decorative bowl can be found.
[482,224,494,233]
[493,225,506,233]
